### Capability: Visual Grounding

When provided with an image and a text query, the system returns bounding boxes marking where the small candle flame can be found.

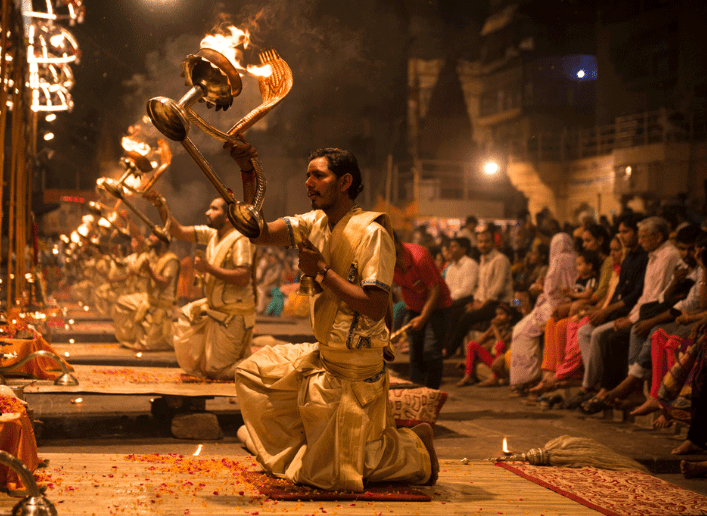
[68,338,75,344]
[71,397,83,404]
[136,352,143,358]
[193,444,203,456]
[502,437,510,453]
[64,352,70,357]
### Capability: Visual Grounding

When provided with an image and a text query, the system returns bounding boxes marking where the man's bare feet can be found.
[630,397,661,416]
[681,460,707,479]
[672,439,706,455]
[477,376,500,387]
[603,375,641,404]
[652,414,673,429]
[613,391,646,411]
[456,374,475,387]
[411,423,439,486]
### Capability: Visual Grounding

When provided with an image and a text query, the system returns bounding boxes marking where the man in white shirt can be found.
[443,227,513,357]
[445,237,478,303]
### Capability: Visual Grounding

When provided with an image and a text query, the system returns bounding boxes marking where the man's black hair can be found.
[308,148,363,200]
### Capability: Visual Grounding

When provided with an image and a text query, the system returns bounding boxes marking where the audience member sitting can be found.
[458,215,479,249]
[491,290,535,386]
[513,243,549,296]
[509,233,576,393]
[457,303,517,387]
[443,226,513,358]
[445,237,478,304]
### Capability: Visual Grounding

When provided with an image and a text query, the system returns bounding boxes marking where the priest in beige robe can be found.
[145,191,256,380]
[226,141,438,492]
[112,234,179,350]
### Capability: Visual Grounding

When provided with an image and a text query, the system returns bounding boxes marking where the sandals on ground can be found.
[563,390,595,410]
[578,396,610,415]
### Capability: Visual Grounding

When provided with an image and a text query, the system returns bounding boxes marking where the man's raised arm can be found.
[225,136,290,247]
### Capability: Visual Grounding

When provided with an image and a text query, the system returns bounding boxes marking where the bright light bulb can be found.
[483,161,499,175]
[576,69,586,79]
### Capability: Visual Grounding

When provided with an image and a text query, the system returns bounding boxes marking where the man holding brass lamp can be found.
[224,137,438,492]
[144,190,256,380]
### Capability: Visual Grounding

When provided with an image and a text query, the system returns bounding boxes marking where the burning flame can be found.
[124,174,143,190]
[71,397,83,404]
[82,214,94,224]
[77,224,89,238]
[98,217,111,228]
[502,437,510,453]
[121,136,150,156]
[193,444,203,456]
[200,25,272,78]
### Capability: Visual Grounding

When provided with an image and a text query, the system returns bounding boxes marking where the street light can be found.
[483,161,499,175]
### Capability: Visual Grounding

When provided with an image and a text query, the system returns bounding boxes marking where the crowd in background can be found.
[391,200,707,474]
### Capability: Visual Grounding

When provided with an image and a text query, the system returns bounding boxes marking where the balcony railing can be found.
[507,109,702,162]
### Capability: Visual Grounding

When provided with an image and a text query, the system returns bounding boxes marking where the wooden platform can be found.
[0,455,599,515]
[16,365,236,397]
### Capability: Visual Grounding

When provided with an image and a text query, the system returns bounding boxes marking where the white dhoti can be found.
[112,292,175,351]
[70,279,94,306]
[235,343,431,492]
[173,299,254,380]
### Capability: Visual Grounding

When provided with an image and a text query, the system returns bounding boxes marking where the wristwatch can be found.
[315,265,330,284]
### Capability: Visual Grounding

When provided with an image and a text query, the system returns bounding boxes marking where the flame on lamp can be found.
[502,437,510,454]
[98,217,111,228]
[200,26,272,78]
[121,136,150,155]
[193,444,203,456]
[124,174,143,190]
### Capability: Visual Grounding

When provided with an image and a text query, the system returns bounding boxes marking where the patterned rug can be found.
[246,471,431,501]
[498,462,707,516]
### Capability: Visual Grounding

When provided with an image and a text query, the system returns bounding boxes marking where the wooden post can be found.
[0,0,9,281]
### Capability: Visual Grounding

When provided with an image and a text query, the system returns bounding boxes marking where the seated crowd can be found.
[392,207,707,480]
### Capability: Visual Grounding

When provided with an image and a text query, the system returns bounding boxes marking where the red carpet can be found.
[245,471,431,501]
[498,462,707,516]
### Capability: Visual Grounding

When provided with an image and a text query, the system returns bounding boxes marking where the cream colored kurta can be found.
[94,259,130,316]
[235,208,431,492]
[113,251,179,351]
[173,226,255,380]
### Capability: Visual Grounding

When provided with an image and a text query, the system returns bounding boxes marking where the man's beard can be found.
[207,218,225,230]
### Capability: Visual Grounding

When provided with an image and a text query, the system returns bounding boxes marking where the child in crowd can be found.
[561,250,601,313]
[488,290,534,386]
[457,303,517,386]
